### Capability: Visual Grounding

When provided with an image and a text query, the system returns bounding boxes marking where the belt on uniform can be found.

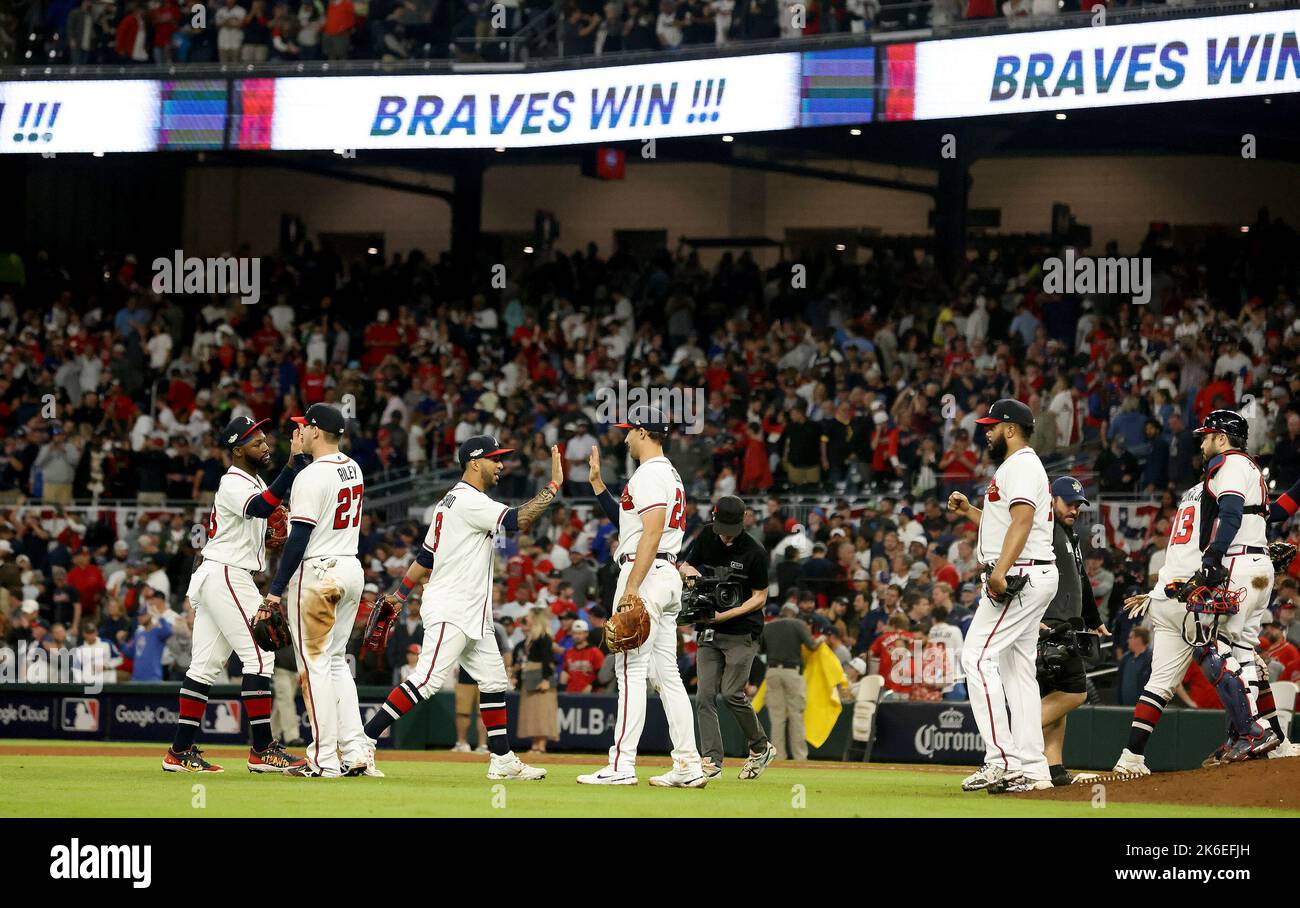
[987,559,1054,569]
[618,552,677,566]
[769,662,802,670]
[1225,545,1267,556]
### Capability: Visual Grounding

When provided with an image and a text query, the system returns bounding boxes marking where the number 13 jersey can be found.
[1158,484,1207,588]
[613,455,686,561]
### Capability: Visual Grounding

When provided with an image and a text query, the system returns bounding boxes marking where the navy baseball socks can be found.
[364,679,424,740]
[242,674,274,752]
[172,676,211,753]
[363,682,512,757]
[479,693,511,757]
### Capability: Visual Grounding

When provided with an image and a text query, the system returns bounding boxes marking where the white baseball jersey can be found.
[976,446,1054,564]
[613,455,686,561]
[1204,450,1269,550]
[288,453,364,559]
[201,467,269,572]
[420,480,508,639]
[1156,483,1208,588]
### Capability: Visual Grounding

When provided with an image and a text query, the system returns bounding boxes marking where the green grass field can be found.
[1,741,1295,818]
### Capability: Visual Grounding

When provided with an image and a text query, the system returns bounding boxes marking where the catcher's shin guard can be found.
[1194,639,1263,738]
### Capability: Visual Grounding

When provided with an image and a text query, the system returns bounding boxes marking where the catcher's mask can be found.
[1166,580,1244,616]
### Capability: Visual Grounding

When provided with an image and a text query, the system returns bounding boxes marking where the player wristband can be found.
[394,576,416,602]
[547,480,560,495]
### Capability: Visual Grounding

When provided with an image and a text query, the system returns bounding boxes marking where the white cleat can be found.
[738,743,777,781]
[342,741,385,778]
[451,741,472,753]
[961,764,1008,792]
[701,759,723,781]
[487,753,547,781]
[1112,748,1151,776]
[576,765,638,785]
[1267,739,1300,759]
[649,760,708,788]
[990,776,1053,794]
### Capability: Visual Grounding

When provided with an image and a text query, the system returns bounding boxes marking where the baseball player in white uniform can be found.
[950,398,1059,794]
[261,403,370,778]
[578,407,706,788]
[356,435,557,781]
[163,415,308,775]
[1111,410,1299,775]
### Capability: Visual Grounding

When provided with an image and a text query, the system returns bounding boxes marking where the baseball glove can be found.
[988,573,1030,605]
[251,599,292,651]
[265,506,289,549]
[606,593,651,653]
[363,593,400,655]
[1270,541,1297,574]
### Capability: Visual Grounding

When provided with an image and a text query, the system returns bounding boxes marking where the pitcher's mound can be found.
[1024,756,1300,810]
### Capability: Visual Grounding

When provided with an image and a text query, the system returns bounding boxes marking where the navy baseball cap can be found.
[458,435,514,467]
[976,398,1035,432]
[219,416,269,450]
[615,406,671,433]
[1051,476,1090,506]
[291,403,346,435]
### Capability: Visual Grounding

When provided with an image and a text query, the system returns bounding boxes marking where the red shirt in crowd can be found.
[1263,639,1300,684]
[67,563,106,612]
[1181,664,1220,709]
[562,645,605,692]
[870,630,917,695]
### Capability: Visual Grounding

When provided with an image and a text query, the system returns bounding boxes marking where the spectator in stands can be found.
[241,0,273,62]
[66,0,103,64]
[216,0,248,61]
[296,0,325,58]
[151,0,184,62]
[655,0,683,47]
[114,1,149,61]
[319,0,356,55]
[128,595,173,682]
[516,606,558,753]
[560,619,604,692]
[1116,626,1152,706]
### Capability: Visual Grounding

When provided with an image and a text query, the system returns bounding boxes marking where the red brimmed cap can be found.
[220,416,269,449]
[458,435,514,467]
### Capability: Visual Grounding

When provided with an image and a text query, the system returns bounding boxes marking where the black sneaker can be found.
[1050,769,1075,787]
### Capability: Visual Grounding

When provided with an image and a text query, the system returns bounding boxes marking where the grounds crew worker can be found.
[762,601,824,761]
[1038,476,1108,786]
[680,495,777,781]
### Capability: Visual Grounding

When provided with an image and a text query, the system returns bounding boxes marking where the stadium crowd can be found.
[2,212,1300,737]
[0,0,1228,66]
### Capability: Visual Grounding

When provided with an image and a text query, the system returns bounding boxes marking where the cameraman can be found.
[1038,477,1108,786]
[680,495,777,781]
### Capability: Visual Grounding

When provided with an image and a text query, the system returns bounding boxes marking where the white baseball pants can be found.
[286,555,366,776]
[608,559,701,773]
[961,564,1058,783]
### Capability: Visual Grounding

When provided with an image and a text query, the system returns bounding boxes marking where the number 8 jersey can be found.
[613,455,687,561]
[288,453,364,559]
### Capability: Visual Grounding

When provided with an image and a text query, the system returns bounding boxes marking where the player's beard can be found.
[989,433,1008,464]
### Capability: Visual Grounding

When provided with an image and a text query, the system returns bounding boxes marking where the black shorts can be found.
[1037,650,1087,695]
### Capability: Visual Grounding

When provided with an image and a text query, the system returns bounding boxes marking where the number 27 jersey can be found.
[613,455,686,561]
[289,454,364,559]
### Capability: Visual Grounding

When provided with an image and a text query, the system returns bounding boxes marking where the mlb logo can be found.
[986,479,1001,502]
[61,698,100,733]
[204,701,243,735]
